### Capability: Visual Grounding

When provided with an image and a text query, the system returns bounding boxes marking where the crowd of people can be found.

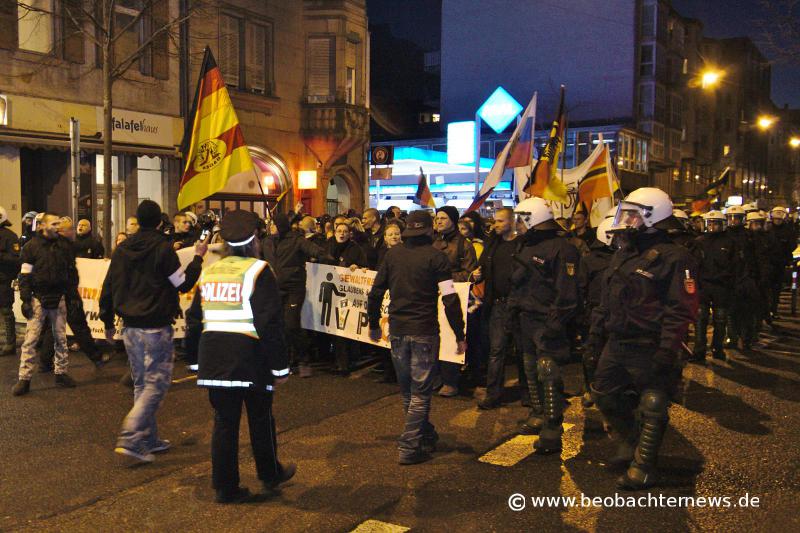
[0,186,797,500]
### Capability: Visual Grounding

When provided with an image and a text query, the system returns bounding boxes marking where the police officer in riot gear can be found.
[578,216,615,407]
[743,210,775,343]
[588,188,698,490]
[0,206,20,356]
[724,205,757,349]
[767,206,795,320]
[691,210,737,361]
[509,197,580,454]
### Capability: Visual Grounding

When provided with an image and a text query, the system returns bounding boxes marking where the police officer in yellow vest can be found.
[186,210,295,504]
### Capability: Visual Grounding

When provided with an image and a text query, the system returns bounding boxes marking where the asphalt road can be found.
[2,293,799,532]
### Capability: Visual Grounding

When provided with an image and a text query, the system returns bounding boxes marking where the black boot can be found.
[593,386,639,471]
[617,389,669,490]
[519,379,544,434]
[533,357,563,454]
[12,379,30,396]
[0,308,15,356]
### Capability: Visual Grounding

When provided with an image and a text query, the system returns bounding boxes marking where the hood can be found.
[116,228,167,260]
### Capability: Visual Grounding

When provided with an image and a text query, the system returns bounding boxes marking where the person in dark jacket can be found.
[100,200,206,464]
[361,208,384,269]
[691,211,738,361]
[471,208,520,409]
[433,206,477,397]
[744,211,777,343]
[12,214,79,396]
[367,210,466,465]
[508,198,580,453]
[588,188,698,490]
[18,211,37,249]
[724,206,758,349]
[767,206,795,320]
[73,219,105,258]
[327,221,368,375]
[0,206,20,356]
[186,210,294,504]
[261,213,332,377]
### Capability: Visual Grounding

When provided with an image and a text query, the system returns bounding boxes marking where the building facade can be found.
[0,0,370,239]
[187,0,370,218]
[0,0,183,234]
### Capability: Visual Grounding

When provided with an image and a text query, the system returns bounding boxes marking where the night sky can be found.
[368,0,799,108]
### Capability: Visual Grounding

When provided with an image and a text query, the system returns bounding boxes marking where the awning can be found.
[0,129,179,157]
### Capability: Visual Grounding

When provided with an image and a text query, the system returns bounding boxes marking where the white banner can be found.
[13,244,224,339]
[300,263,469,364]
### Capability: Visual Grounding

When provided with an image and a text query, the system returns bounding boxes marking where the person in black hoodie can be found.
[73,219,105,258]
[327,221,367,374]
[13,214,79,396]
[100,200,206,464]
[0,206,20,356]
[186,210,294,504]
[261,213,332,378]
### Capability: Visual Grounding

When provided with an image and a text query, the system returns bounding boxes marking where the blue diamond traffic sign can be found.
[477,87,523,134]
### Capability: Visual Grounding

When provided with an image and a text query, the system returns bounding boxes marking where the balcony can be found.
[301,102,369,141]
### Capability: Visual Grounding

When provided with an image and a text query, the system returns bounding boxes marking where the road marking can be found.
[478,424,575,467]
[450,408,479,429]
[350,519,410,533]
[172,375,198,384]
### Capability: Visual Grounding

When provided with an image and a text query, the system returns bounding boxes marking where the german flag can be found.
[523,85,567,203]
[690,167,730,214]
[178,47,254,210]
[414,167,436,208]
[577,145,613,210]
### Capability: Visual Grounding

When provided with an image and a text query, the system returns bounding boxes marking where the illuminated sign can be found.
[447,121,476,164]
[477,87,522,133]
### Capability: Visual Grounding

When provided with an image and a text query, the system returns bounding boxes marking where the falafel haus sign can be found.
[301,263,469,364]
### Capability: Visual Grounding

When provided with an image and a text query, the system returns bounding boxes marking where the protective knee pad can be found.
[537,357,563,425]
[635,389,669,467]
[592,385,638,442]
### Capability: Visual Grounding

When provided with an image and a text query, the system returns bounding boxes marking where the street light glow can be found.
[757,115,776,130]
[701,69,722,89]
[790,136,800,148]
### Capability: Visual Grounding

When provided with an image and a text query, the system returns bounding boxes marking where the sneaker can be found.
[114,446,155,464]
[215,486,252,504]
[438,385,458,398]
[150,439,171,453]
[264,462,296,490]
[12,379,30,396]
[477,396,502,410]
[55,373,77,388]
[398,450,432,465]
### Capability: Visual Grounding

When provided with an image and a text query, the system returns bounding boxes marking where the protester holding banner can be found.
[100,200,207,464]
[367,210,466,465]
[186,209,294,504]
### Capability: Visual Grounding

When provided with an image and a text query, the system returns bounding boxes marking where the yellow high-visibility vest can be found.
[198,256,268,338]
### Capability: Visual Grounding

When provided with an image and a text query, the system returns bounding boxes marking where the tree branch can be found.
[63,3,103,49]
[111,9,195,79]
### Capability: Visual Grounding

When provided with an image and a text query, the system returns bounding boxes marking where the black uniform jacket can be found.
[578,240,613,314]
[0,224,20,283]
[261,231,332,297]
[692,230,739,297]
[73,233,105,259]
[589,231,699,358]
[508,230,580,332]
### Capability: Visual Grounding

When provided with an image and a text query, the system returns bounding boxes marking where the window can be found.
[220,14,274,94]
[671,94,682,128]
[638,83,654,118]
[641,3,655,37]
[346,67,355,104]
[105,1,169,79]
[639,44,654,76]
[723,144,730,156]
[307,36,334,103]
[18,0,54,54]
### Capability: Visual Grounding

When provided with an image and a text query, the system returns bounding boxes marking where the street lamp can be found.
[757,115,776,130]
[700,69,723,89]
[790,136,800,148]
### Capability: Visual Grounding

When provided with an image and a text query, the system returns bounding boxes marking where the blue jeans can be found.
[117,326,174,451]
[390,334,439,457]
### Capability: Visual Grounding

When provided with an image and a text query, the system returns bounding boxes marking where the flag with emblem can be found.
[523,86,568,203]
[414,167,436,208]
[690,167,730,214]
[577,144,614,210]
[177,47,254,210]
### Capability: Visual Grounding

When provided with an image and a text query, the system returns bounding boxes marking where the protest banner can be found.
[300,263,469,365]
[13,244,224,339]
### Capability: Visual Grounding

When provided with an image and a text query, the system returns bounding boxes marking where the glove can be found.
[21,301,33,320]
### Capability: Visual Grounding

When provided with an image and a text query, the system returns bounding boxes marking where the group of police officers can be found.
[0,184,796,500]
